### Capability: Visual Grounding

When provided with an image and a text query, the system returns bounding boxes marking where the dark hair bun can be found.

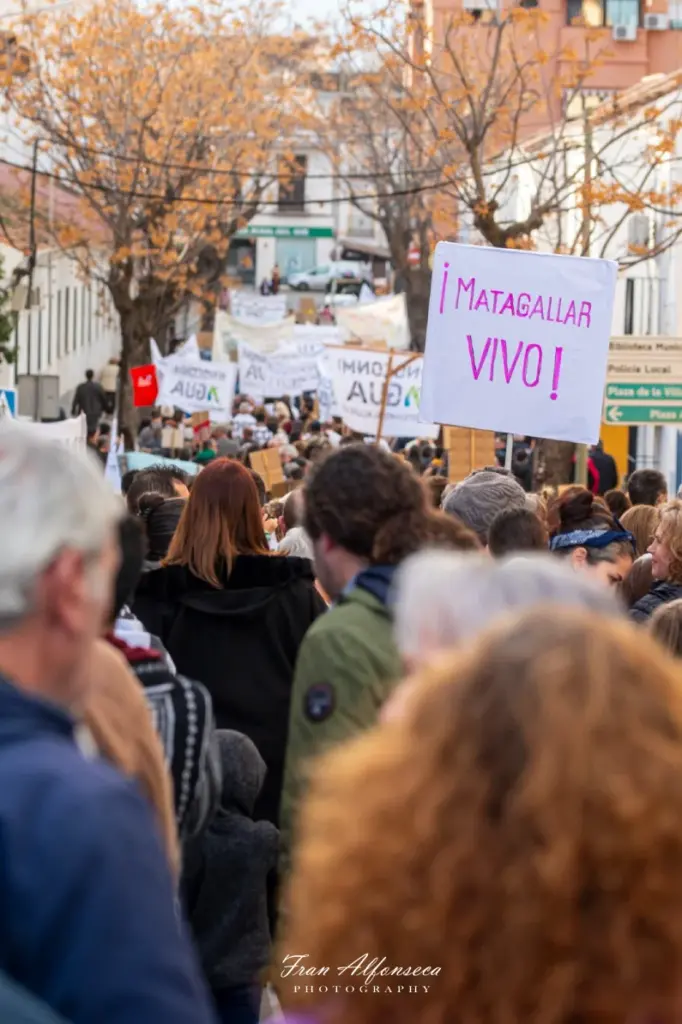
[137,492,166,519]
[559,488,596,529]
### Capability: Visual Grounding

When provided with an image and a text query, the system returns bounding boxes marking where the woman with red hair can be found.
[138,458,325,826]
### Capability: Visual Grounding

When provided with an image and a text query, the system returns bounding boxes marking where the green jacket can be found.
[279,586,402,875]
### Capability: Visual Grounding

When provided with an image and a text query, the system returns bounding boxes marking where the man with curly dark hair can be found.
[279,444,430,874]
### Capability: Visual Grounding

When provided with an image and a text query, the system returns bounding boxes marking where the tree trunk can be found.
[117,307,151,449]
[404,266,431,352]
[533,439,576,489]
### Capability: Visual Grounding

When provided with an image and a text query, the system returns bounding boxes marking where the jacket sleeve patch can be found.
[304,683,335,723]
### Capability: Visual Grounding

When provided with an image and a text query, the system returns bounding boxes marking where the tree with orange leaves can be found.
[6,0,291,437]
[320,3,682,359]
[319,2,682,483]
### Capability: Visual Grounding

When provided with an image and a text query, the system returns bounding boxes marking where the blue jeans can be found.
[213,984,260,1024]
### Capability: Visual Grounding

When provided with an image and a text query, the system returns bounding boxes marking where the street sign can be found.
[606,382,682,401]
[604,338,682,424]
[608,336,682,384]
[0,388,16,418]
[603,403,682,425]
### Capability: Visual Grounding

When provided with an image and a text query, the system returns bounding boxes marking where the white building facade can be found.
[0,240,120,406]
[229,138,386,287]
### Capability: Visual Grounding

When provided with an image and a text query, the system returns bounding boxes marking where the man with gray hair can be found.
[442,468,527,545]
[394,551,621,668]
[0,427,216,1024]
[278,488,314,560]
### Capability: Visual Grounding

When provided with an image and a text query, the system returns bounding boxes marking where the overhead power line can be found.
[0,154,453,206]
[29,139,450,181]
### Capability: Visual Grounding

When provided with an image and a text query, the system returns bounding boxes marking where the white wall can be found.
[0,242,120,403]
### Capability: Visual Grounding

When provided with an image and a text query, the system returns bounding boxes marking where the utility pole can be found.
[574,95,593,488]
[25,138,38,418]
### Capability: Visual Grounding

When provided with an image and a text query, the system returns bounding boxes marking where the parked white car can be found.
[287,260,371,291]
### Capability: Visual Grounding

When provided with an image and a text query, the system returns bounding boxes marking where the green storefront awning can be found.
[234,225,335,239]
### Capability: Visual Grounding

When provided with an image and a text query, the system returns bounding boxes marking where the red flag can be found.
[130,364,158,407]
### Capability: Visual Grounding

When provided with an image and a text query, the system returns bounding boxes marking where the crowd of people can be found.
[6,388,682,1024]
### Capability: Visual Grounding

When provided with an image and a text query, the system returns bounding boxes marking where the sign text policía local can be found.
[604,335,682,424]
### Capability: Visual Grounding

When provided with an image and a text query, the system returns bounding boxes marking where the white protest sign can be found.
[323,347,438,438]
[239,342,321,401]
[6,414,87,450]
[292,323,342,347]
[105,415,122,492]
[335,293,410,350]
[156,358,237,417]
[151,335,200,391]
[213,310,294,360]
[277,325,342,361]
[419,243,617,444]
[316,362,336,422]
[231,291,288,325]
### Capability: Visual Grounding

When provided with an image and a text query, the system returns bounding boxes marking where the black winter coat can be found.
[135,555,326,825]
[630,580,682,622]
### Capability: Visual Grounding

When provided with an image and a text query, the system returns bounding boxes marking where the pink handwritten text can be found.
[467,334,564,401]
[440,271,592,329]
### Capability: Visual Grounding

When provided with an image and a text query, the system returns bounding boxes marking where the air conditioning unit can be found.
[612,22,638,39]
[644,12,669,28]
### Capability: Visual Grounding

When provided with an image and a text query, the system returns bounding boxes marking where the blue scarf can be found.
[550,527,635,552]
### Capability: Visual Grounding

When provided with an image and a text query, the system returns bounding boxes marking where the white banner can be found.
[335,293,410,350]
[151,335,201,393]
[105,415,122,492]
[157,359,237,417]
[230,291,288,325]
[316,362,337,422]
[322,348,438,438]
[239,342,321,401]
[6,414,88,450]
[213,310,294,360]
[419,242,617,444]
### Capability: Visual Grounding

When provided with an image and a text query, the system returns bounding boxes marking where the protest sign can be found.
[156,358,237,417]
[161,424,185,449]
[335,293,410,350]
[316,362,337,422]
[130,364,158,407]
[444,427,497,483]
[231,291,288,325]
[105,415,122,492]
[250,447,284,492]
[284,324,342,357]
[238,342,321,401]
[419,243,617,445]
[4,414,87,450]
[151,335,201,393]
[213,310,294,360]
[322,347,438,439]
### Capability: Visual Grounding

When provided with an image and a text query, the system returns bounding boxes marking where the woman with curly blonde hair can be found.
[279,609,682,1024]
[631,499,682,621]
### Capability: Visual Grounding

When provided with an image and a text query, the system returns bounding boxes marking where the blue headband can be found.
[550,527,635,552]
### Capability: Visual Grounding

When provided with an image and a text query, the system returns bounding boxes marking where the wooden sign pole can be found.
[375,352,420,446]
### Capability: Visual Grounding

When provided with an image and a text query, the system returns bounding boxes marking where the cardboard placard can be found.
[446,428,497,483]
[161,425,185,450]
[250,447,284,492]
[297,297,317,323]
